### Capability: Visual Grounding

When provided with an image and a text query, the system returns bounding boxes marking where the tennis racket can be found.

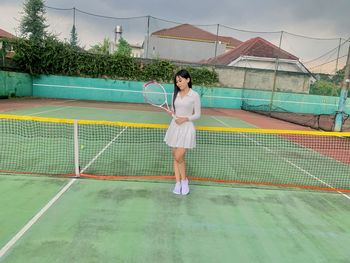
[142,81,176,118]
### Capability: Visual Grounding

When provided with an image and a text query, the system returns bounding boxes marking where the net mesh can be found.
[44,6,349,74]
[1,114,350,192]
[241,100,350,132]
[0,117,75,175]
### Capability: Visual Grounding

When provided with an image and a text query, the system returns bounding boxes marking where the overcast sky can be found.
[1,0,349,73]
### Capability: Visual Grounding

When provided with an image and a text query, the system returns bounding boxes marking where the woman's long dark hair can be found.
[173,69,192,113]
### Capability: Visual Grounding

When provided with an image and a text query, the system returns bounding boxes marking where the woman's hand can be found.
[175,116,188,125]
[167,109,175,117]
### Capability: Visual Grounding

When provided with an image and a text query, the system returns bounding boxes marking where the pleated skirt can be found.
[164,119,196,149]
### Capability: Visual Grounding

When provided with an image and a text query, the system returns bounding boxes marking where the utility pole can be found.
[334,41,350,131]
[269,31,283,113]
[146,16,150,58]
[214,24,220,63]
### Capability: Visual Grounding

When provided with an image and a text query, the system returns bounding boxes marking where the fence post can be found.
[269,31,283,113]
[334,42,350,131]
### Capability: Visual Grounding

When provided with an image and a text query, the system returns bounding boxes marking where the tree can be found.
[69,25,79,47]
[332,67,345,85]
[115,38,132,57]
[19,0,48,41]
[309,80,339,96]
[89,37,110,55]
[309,67,347,96]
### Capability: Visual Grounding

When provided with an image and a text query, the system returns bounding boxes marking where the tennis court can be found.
[1,98,350,262]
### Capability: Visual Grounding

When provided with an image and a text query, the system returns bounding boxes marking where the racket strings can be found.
[143,83,170,109]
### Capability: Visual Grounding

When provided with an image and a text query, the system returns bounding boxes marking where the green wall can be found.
[0,71,347,115]
[33,74,350,115]
[0,71,32,98]
[33,75,241,109]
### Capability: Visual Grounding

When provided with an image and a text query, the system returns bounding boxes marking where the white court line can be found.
[0,178,77,258]
[0,103,128,258]
[33,83,142,94]
[0,104,76,257]
[80,126,129,173]
[33,83,347,107]
[25,106,74,116]
[34,84,242,101]
[210,116,350,200]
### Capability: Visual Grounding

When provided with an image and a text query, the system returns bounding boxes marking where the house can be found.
[143,24,242,62]
[203,37,311,73]
[0,28,16,58]
[202,37,315,93]
[130,43,143,58]
[0,28,15,39]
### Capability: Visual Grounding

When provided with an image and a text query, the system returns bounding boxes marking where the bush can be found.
[141,59,175,82]
[185,67,218,86]
[309,80,340,96]
[5,38,218,86]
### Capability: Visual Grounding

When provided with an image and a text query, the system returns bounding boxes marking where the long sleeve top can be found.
[173,89,201,121]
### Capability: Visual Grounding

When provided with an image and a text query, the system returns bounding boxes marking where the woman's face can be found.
[176,76,190,90]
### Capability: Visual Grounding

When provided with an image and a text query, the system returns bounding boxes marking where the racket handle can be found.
[166,108,176,118]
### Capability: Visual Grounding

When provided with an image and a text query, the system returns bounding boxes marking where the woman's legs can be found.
[172,147,189,195]
[173,147,187,180]
[172,148,181,183]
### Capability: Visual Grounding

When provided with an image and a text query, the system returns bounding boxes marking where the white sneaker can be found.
[172,182,181,195]
[181,179,190,195]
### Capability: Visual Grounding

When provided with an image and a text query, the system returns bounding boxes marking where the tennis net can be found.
[1,114,350,192]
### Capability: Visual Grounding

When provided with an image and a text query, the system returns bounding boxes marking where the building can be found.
[143,24,242,62]
[130,43,143,58]
[202,37,315,93]
[0,28,15,39]
[204,37,310,72]
[0,28,16,58]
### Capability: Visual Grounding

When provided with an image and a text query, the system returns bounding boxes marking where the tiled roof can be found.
[152,24,242,48]
[0,28,15,39]
[202,37,299,65]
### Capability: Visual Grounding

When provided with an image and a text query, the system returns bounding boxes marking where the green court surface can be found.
[0,176,68,249]
[1,104,350,262]
[4,105,253,127]
[1,176,350,263]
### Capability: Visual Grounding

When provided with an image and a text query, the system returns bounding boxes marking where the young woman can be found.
[164,69,201,195]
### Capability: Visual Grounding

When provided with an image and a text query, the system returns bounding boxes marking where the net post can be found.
[73,119,80,177]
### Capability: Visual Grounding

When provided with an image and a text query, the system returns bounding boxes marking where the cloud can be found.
[0,4,22,36]
[1,0,349,73]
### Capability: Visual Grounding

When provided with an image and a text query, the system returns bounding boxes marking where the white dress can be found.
[164,89,201,149]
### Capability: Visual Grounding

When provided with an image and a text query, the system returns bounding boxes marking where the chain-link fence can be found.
[45,6,349,74]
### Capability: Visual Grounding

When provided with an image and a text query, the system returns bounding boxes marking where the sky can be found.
[1,0,349,73]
